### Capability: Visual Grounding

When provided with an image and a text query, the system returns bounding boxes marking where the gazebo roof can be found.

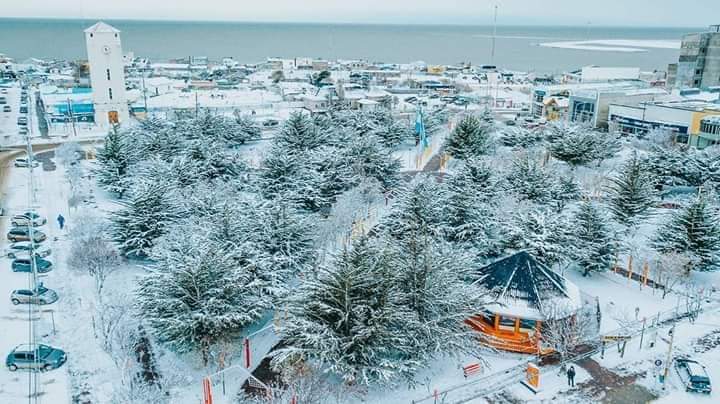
[477,251,581,320]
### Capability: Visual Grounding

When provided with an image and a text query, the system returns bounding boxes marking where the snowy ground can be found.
[0,156,70,403]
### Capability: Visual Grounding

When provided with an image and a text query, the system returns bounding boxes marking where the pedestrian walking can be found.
[567,365,576,387]
[57,214,65,230]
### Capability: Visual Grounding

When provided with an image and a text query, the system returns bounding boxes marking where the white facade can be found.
[581,66,641,83]
[84,22,129,128]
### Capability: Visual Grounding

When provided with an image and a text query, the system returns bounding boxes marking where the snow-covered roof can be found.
[477,251,582,320]
[84,22,120,34]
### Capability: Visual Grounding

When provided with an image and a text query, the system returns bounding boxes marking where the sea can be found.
[0,18,700,74]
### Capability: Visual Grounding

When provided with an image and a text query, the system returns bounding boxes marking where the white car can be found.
[14,158,39,168]
[11,212,46,227]
[5,242,51,259]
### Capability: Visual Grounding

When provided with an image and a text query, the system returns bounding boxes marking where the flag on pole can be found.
[415,105,428,148]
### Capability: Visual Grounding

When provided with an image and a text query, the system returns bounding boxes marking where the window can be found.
[519,318,537,330]
[106,69,111,81]
[499,316,517,328]
[89,33,93,38]
[108,88,113,100]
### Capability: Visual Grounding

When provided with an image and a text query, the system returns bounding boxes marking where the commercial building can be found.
[674,25,720,89]
[39,87,95,123]
[608,99,720,146]
[696,115,720,148]
[531,80,665,128]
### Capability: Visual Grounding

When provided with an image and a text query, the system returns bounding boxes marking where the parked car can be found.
[6,227,47,243]
[13,158,39,168]
[262,119,279,127]
[2,105,10,113]
[6,344,67,372]
[4,242,51,258]
[17,116,28,126]
[11,256,53,273]
[19,127,29,135]
[10,284,58,305]
[675,357,712,393]
[11,212,46,227]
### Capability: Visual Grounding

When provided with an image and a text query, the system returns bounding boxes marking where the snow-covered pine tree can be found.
[444,115,493,160]
[605,153,658,224]
[546,124,619,167]
[499,126,544,148]
[275,112,326,151]
[110,178,181,257]
[229,114,262,145]
[443,159,502,256]
[652,195,720,271]
[137,232,267,365]
[504,208,572,269]
[504,153,554,203]
[549,175,581,212]
[571,201,617,276]
[274,237,416,386]
[96,126,129,196]
[379,176,488,364]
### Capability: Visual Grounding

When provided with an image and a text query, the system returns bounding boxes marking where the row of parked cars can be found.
[4,211,67,372]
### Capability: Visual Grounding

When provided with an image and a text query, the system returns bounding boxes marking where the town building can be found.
[608,99,720,146]
[84,21,129,127]
[674,25,720,89]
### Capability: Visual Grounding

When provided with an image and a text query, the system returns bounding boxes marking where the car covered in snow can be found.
[675,357,712,394]
[4,242,51,259]
[11,256,53,273]
[6,227,46,243]
[11,212,46,227]
[6,344,66,372]
[13,158,39,168]
[10,284,58,305]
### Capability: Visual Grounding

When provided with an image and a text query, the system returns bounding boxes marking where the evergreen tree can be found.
[110,179,181,257]
[653,195,720,271]
[571,202,617,276]
[96,127,129,196]
[546,124,620,167]
[500,126,544,148]
[505,154,554,203]
[443,159,502,256]
[275,112,326,151]
[274,238,416,386]
[137,232,267,365]
[444,115,493,159]
[606,153,657,224]
[504,209,571,268]
[549,175,581,212]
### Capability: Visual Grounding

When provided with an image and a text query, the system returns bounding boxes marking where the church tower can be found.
[84,22,129,128]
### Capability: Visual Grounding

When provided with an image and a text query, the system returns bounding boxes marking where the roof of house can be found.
[84,22,121,34]
[477,251,581,320]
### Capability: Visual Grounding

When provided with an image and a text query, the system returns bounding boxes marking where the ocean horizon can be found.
[0,18,701,73]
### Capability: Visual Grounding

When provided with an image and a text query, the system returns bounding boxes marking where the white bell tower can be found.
[84,21,129,128]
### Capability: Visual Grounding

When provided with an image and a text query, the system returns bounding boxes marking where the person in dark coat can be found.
[57,214,65,230]
[567,365,576,387]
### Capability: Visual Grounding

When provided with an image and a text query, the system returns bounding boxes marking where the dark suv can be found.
[11,257,53,273]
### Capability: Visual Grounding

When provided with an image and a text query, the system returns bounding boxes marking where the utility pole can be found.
[67,98,78,137]
[491,4,498,65]
[662,324,676,390]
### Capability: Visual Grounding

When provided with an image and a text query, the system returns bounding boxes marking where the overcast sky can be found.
[5,0,718,27]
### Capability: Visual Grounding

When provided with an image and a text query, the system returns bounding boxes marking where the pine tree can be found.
[500,126,544,148]
[444,115,493,159]
[505,154,554,203]
[504,209,571,268]
[137,232,267,365]
[572,201,617,276]
[275,112,326,151]
[443,159,501,257]
[606,153,657,224]
[546,124,620,167]
[274,238,416,386]
[549,175,581,212]
[110,179,181,257]
[379,177,488,363]
[96,127,129,196]
[653,195,720,271]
